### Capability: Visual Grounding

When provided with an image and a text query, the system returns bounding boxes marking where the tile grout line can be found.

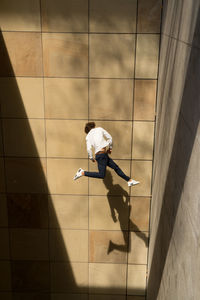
[0,75,159,80]
[88,0,90,295]
[126,1,139,297]
[39,0,51,293]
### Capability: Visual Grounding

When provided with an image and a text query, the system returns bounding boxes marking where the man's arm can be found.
[102,128,113,150]
[86,138,95,161]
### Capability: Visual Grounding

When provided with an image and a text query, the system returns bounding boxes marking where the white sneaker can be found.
[128,179,140,187]
[73,168,84,180]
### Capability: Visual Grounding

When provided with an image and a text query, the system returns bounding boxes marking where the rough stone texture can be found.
[147,1,200,299]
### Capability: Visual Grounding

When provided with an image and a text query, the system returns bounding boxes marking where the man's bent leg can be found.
[107,156,130,181]
[84,154,107,179]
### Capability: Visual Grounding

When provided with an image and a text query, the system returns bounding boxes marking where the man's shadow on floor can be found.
[103,170,148,254]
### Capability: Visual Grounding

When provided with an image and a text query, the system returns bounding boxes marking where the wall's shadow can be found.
[147,7,200,300]
[103,170,148,255]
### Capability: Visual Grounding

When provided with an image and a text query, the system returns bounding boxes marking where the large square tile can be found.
[89,296,125,300]
[50,229,88,262]
[132,122,154,159]
[46,120,87,158]
[12,261,50,292]
[89,196,129,230]
[127,297,145,300]
[0,229,10,259]
[3,119,45,157]
[89,230,128,263]
[0,0,41,31]
[128,232,148,264]
[12,293,50,300]
[5,158,47,193]
[10,229,49,260]
[0,158,6,192]
[91,121,132,159]
[49,195,88,229]
[130,161,152,196]
[52,294,88,300]
[90,0,137,33]
[0,32,42,77]
[89,79,133,120]
[44,78,88,119]
[51,262,88,293]
[47,158,88,194]
[135,34,159,79]
[129,197,150,231]
[0,195,8,227]
[138,0,162,33]
[7,194,48,228]
[0,78,44,118]
[0,262,11,291]
[89,263,126,294]
[43,33,88,77]
[90,34,135,78]
[42,0,88,32]
[134,80,157,121]
[127,265,146,295]
[89,159,130,195]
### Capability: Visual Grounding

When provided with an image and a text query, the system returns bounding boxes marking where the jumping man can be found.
[73,122,139,187]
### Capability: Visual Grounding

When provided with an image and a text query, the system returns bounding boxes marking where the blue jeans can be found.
[84,153,130,182]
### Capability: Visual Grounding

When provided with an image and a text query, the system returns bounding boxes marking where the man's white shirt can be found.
[86,127,113,160]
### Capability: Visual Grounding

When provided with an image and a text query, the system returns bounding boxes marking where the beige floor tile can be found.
[0,293,12,300]
[127,265,146,295]
[0,229,10,259]
[128,232,148,264]
[12,261,50,292]
[42,0,88,32]
[49,195,88,229]
[129,197,150,231]
[135,34,159,79]
[10,229,49,260]
[47,158,88,195]
[89,263,126,294]
[90,34,135,78]
[0,262,11,291]
[3,119,45,157]
[89,159,130,195]
[89,79,133,120]
[130,161,152,196]
[44,78,88,119]
[134,80,157,121]
[8,194,48,228]
[89,295,125,300]
[127,296,145,300]
[43,33,88,77]
[89,230,127,263]
[89,196,129,231]
[0,78,44,118]
[0,32,42,77]
[0,0,41,31]
[50,229,88,262]
[132,122,154,159]
[0,158,5,192]
[90,0,137,33]
[51,262,88,293]
[46,120,87,158]
[0,195,8,227]
[92,121,132,159]
[138,0,162,33]
[52,294,88,300]
[5,158,47,193]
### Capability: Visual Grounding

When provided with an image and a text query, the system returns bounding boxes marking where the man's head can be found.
[85,122,96,134]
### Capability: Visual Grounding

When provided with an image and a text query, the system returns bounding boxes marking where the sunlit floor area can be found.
[0,1,200,300]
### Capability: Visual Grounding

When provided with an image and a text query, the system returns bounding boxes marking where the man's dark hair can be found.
[85,122,96,134]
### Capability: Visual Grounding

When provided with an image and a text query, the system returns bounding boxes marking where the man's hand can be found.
[107,148,112,154]
[91,158,96,163]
